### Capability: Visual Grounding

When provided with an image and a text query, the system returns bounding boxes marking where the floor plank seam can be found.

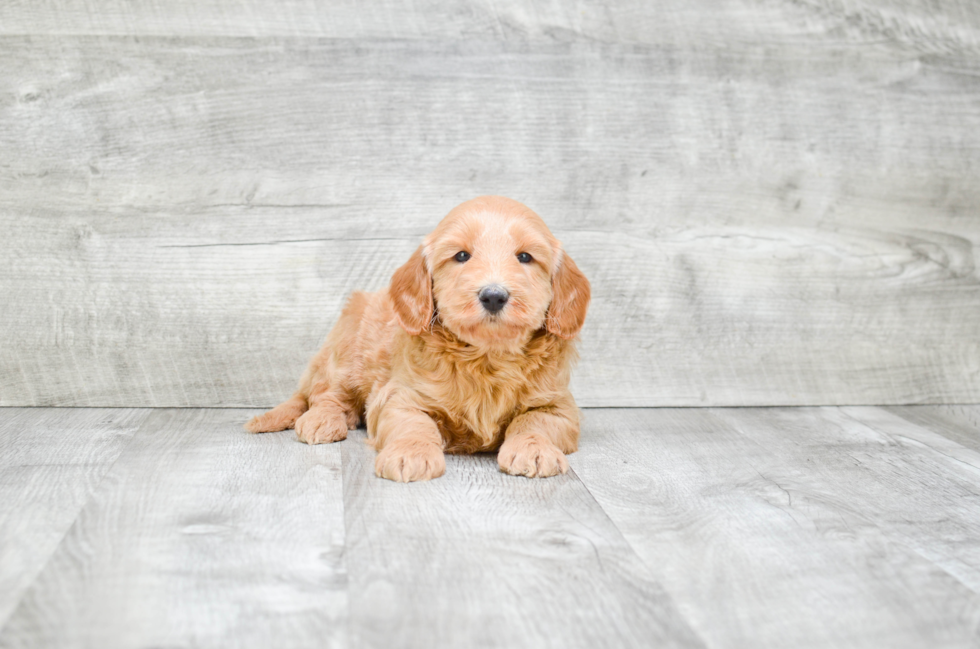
[0,409,149,635]
[563,464,712,648]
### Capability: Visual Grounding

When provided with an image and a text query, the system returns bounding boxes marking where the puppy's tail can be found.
[244,393,308,433]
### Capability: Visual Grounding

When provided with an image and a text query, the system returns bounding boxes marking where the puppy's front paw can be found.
[295,407,348,445]
[375,439,445,482]
[498,435,568,478]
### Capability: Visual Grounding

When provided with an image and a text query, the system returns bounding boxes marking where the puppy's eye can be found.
[454,251,471,262]
[516,252,533,264]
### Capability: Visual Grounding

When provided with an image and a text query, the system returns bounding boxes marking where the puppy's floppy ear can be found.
[546,248,591,340]
[389,245,434,335]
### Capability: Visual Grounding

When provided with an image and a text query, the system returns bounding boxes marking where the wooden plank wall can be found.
[1,0,978,407]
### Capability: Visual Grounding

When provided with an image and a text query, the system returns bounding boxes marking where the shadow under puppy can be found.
[246,196,590,482]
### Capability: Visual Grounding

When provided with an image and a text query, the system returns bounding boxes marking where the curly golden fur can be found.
[245,196,591,482]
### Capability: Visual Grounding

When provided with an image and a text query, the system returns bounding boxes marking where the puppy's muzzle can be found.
[478,285,509,314]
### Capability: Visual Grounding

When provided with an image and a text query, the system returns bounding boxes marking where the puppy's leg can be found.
[369,391,445,482]
[295,389,352,445]
[373,411,446,482]
[245,393,308,433]
[251,292,369,442]
[345,408,363,431]
[498,394,579,478]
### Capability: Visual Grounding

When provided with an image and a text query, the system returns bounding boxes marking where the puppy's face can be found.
[426,206,557,346]
[390,196,590,348]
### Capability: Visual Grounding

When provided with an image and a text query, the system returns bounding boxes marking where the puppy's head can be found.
[389,196,590,348]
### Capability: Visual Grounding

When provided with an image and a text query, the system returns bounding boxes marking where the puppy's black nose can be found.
[478,285,509,314]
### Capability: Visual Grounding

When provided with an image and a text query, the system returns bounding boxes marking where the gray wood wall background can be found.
[1,0,978,408]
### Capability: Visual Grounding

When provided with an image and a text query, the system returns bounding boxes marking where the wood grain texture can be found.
[341,430,704,649]
[2,0,979,408]
[0,408,147,629]
[885,405,980,453]
[2,0,980,50]
[570,407,980,648]
[0,409,347,649]
[3,405,980,646]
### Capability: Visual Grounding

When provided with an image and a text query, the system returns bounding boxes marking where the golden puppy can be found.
[245,196,590,482]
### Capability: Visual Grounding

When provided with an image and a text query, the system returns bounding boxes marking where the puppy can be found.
[245,196,590,482]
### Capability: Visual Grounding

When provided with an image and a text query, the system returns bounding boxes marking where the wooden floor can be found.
[1,406,979,648]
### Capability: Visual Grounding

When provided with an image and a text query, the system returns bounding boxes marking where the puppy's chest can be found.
[429,361,540,453]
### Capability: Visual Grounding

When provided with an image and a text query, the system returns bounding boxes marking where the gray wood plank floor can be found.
[343,437,701,649]
[2,405,979,647]
[0,409,347,649]
[0,409,150,630]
